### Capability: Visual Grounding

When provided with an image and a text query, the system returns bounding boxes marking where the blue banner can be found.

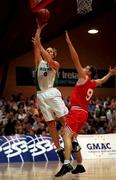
[0,135,64,163]
[16,67,115,87]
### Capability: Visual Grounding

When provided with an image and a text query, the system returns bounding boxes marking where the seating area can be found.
[0,93,116,136]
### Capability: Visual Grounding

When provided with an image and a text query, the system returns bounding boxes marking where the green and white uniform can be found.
[35,60,58,91]
[35,60,68,122]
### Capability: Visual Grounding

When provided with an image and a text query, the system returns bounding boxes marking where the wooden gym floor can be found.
[0,159,115,180]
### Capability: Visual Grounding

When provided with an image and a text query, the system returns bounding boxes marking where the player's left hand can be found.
[36,18,47,32]
[109,66,116,76]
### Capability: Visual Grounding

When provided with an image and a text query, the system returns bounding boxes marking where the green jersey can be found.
[35,60,58,91]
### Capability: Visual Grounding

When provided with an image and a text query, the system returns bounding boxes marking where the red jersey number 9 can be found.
[86,88,93,101]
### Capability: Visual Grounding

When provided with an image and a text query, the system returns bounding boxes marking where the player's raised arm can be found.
[32,27,42,67]
[95,66,116,87]
[32,22,48,67]
[65,31,86,79]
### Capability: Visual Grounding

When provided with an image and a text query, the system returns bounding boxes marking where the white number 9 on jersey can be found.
[86,88,93,101]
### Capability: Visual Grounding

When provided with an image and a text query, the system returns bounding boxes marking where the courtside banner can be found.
[78,134,116,159]
[0,135,74,163]
[0,134,115,163]
[0,135,59,163]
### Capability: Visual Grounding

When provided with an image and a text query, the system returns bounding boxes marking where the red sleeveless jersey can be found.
[70,77,96,111]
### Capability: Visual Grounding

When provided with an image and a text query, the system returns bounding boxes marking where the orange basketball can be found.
[36,8,50,25]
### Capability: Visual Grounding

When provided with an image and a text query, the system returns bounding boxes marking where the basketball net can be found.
[29,0,54,12]
[76,0,93,15]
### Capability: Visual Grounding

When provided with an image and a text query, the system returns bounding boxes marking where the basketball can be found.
[36,8,50,26]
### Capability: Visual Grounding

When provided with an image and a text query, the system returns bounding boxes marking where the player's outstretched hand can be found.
[32,29,41,47]
[109,66,116,76]
[36,18,47,31]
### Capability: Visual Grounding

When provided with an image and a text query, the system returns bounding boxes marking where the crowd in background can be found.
[0,93,116,136]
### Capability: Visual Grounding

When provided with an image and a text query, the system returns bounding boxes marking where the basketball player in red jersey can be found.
[55,31,116,177]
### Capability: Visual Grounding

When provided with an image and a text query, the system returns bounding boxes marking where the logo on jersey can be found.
[40,65,52,76]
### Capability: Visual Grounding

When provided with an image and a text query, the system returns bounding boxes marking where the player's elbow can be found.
[95,79,102,87]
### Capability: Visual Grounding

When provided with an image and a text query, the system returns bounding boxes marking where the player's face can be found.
[46,47,55,59]
[83,66,91,76]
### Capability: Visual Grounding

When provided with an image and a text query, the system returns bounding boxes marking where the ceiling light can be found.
[88,29,99,34]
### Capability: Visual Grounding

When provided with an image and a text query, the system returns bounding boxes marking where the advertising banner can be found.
[0,134,116,163]
[0,135,59,163]
[16,67,115,87]
[78,134,116,159]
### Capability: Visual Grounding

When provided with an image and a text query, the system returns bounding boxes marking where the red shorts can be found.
[66,109,88,134]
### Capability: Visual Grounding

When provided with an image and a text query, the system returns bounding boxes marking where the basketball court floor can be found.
[0,158,115,180]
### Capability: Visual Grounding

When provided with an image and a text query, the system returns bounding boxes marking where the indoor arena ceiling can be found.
[0,0,116,65]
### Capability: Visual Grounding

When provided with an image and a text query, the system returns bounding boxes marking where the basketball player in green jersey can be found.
[32,26,83,164]
[32,26,68,163]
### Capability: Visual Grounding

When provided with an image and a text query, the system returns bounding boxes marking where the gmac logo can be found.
[87,143,111,150]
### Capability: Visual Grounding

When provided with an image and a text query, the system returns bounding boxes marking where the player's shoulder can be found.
[76,75,89,85]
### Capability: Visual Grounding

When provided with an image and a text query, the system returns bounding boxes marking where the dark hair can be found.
[52,48,57,57]
[89,65,97,79]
